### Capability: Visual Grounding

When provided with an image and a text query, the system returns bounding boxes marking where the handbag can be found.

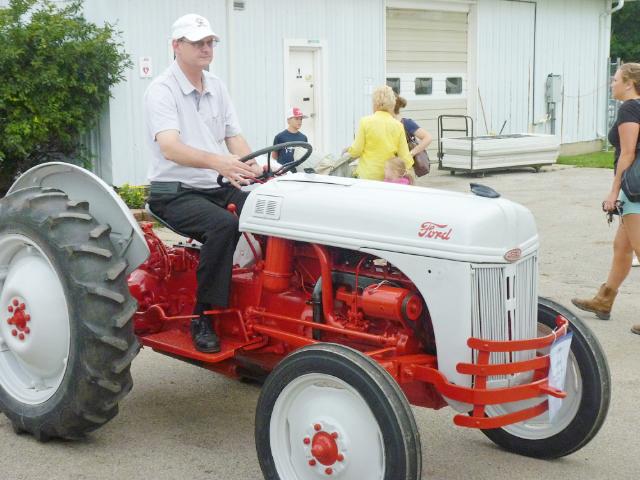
[621,151,640,202]
[406,133,430,177]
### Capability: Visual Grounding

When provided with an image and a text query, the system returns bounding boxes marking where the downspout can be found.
[607,0,624,14]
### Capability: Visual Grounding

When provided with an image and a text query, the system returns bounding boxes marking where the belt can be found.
[149,181,220,195]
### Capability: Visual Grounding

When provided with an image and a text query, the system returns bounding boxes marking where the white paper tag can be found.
[548,332,573,422]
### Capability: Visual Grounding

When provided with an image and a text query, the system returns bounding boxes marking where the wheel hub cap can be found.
[311,431,340,465]
[7,298,31,340]
[302,421,347,476]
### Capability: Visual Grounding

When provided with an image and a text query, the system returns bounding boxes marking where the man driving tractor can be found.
[144,13,262,353]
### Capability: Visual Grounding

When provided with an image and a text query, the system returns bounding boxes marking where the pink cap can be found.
[286,107,308,120]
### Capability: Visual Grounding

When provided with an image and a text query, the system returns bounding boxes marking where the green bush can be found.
[116,184,147,209]
[0,0,131,193]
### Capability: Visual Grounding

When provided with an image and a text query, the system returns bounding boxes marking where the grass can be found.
[557,150,614,169]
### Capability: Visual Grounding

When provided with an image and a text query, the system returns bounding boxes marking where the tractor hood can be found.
[239,173,538,263]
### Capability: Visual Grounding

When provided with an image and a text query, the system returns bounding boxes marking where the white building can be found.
[19,1,632,185]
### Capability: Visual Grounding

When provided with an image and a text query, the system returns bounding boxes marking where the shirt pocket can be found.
[202,99,226,143]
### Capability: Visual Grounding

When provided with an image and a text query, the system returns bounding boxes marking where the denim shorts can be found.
[619,189,640,216]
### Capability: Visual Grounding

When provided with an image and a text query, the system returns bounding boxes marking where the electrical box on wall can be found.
[545,74,562,104]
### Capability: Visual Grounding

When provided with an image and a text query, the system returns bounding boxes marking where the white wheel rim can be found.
[485,323,582,439]
[0,234,71,404]
[270,373,385,479]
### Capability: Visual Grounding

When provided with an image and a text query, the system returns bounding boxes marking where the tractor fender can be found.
[7,162,149,273]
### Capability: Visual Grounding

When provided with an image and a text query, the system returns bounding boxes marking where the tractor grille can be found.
[470,255,538,378]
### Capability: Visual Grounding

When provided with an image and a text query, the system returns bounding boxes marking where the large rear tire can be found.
[0,187,139,440]
[255,343,421,480]
[481,297,610,458]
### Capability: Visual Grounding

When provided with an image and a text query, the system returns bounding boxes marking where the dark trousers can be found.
[148,186,249,307]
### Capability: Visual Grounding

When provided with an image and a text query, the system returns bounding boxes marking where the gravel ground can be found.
[1,164,638,480]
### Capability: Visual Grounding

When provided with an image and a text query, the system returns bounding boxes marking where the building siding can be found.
[474,0,611,143]
[229,0,384,162]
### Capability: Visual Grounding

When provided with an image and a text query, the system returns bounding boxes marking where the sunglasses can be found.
[180,38,219,49]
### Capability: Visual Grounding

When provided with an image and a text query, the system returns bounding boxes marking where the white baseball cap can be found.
[171,14,219,42]
[286,107,308,120]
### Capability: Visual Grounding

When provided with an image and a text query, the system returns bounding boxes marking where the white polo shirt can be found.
[144,61,242,188]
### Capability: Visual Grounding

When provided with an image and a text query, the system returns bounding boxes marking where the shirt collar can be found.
[170,61,209,95]
[374,110,393,118]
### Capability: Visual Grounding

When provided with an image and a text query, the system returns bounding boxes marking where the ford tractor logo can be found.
[418,222,452,240]
[504,248,522,262]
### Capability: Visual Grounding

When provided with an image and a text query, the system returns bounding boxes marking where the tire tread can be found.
[0,187,139,440]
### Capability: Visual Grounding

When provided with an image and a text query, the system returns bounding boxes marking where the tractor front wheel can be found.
[255,343,421,480]
[0,187,138,440]
[481,297,610,458]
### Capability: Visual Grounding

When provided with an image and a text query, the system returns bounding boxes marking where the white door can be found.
[288,48,317,147]
[386,8,469,154]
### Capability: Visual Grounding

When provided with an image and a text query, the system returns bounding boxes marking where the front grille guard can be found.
[410,315,569,429]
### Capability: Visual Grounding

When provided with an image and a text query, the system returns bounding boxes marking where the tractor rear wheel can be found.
[481,297,610,458]
[255,343,421,480]
[0,187,139,440]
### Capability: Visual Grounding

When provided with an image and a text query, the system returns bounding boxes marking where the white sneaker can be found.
[633,256,640,267]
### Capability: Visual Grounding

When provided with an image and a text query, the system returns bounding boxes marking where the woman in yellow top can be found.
[346,85,414,180]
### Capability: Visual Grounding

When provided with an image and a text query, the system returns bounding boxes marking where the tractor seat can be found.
[144,203,192,238]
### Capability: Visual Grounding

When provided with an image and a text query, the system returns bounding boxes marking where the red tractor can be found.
[0,145,609,480]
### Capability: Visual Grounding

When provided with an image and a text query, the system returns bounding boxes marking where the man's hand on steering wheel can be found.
[216,154,259,189]
[245,159,266,176]
[217,142,313,187]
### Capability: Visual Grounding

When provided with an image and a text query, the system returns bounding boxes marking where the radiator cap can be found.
[470,183,500,198]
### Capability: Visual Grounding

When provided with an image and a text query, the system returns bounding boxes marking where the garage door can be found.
[386,8,468,153]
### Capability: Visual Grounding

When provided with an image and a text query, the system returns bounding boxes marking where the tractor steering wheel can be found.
[217,141,313,187]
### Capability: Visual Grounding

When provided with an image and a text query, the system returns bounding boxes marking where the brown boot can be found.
[571,283,618,320]
[631,325,640,335]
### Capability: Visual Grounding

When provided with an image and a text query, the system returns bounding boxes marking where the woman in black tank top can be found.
[572,63,640,335]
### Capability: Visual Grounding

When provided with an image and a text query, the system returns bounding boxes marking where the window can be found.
[446,77,463,95]
[414,77,432,95]
[386,78,400,95]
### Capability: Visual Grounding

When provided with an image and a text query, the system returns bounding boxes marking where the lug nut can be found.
[303,437,310,445]
[8,306,13,313]
[337,454,344,462]
[309,459,316,466]
[314,423,321,431]
[331,432,338,439]
[12,299,18,307]
[18,333,24,340]
[325,467,333,475]
[11,329,17,336]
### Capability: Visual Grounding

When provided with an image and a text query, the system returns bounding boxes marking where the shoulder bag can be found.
[406,132,430,177]
[621,151,640,202]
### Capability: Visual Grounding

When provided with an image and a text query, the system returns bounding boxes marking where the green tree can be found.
[0,0,130,193]
[610,2,640,63]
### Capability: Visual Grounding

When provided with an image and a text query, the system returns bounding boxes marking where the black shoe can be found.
[190,316,220,353]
